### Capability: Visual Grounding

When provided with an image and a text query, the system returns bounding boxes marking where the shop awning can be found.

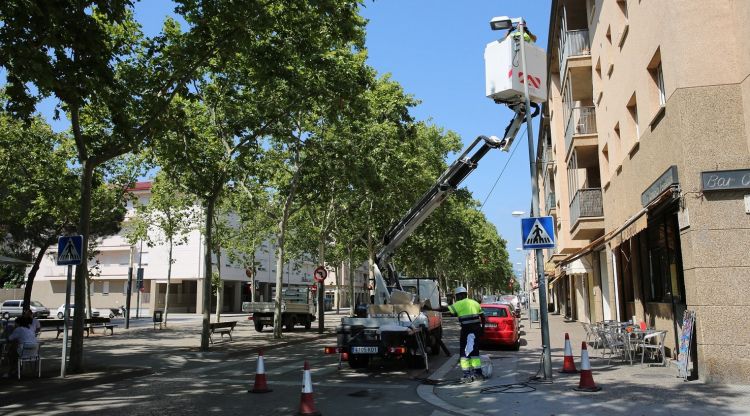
[564,258,592,275]
[558,185,679,267]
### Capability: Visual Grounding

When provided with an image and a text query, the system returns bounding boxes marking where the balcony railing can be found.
[559,29,591,75]
[564,106,597,155]
[570,188,603,226]
[545,192,556,214]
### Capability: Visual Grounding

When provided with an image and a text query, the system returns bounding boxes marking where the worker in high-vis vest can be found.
[428,286,486,382]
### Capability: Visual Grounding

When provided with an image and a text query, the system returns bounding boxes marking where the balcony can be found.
[559,30,591,76]
[569,188,604,240]
[564,106,598,159]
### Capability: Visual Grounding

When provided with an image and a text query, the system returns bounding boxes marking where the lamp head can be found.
[489,16,513,31]
[490,16,522,31]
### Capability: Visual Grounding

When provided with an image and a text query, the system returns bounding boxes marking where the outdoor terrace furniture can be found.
[208,321,238,344]
[640,330,667,367]
[17,342,42,379]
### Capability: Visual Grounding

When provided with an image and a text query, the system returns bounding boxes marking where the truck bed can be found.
[242,301,313,315]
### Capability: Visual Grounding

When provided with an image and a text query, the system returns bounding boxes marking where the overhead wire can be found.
[479,124,527,211]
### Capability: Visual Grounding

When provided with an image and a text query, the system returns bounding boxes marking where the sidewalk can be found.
[0,311,347,407]
[425,310,750,415]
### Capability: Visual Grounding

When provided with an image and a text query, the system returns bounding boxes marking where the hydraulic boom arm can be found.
[372,103,538,304]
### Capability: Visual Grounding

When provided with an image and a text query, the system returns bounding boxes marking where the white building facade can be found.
[30,182,370,315]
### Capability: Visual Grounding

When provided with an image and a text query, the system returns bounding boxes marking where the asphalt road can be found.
[1,314,467,416]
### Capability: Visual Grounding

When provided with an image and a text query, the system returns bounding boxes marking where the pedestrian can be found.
[426,286,486,383]
[22,309,41,337]
[4,315,36,378]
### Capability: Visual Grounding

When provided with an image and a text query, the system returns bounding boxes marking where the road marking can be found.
[416,355,477,416]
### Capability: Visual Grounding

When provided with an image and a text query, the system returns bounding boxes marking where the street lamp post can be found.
[493,16,553,380]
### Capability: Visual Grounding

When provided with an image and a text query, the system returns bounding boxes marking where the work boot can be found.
[474,369,486,381]
[460,371,475,384]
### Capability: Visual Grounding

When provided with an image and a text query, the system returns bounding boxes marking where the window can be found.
[482,307,509,318]
[626,93,639,140]
[647,48,666,115]
[644,214,684,303]
[103,281,110,296]
[656,64,665,106]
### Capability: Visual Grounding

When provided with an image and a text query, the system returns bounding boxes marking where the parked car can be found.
[479,303,520,350]
[56,304,100,319]
[0,300,50,319]
[499,295,521,317]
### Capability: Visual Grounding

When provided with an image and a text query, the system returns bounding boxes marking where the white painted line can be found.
[415,355,480,416]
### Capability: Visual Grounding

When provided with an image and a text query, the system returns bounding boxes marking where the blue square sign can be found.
[57,236,83,266]
[521,216,556,249]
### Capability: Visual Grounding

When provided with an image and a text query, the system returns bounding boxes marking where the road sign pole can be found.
[61,264,73,378]
[519,20,553,380]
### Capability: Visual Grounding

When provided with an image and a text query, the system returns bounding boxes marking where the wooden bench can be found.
[85,317,118,337]
[208,321,237,344]
[40,318,117,338]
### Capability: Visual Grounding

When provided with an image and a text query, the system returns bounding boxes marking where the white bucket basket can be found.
[484,37,547,104]
[480,354,493,379]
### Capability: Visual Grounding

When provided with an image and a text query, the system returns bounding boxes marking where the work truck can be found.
[325,97,538,369]
[243,287,316,332]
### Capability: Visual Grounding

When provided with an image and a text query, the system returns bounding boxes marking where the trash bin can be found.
[529,308,540,323]
[153,310,163,329]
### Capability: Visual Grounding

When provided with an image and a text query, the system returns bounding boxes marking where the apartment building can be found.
[29,182,370,315]
[542,0,750,383]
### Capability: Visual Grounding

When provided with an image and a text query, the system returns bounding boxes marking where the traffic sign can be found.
[57,236,83,266]
[521,216,556,249]
[310,284,318,292]
[314,266,327,283]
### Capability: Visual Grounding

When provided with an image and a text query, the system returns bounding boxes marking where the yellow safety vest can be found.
[511,31,534,43]
[448,298,483,326]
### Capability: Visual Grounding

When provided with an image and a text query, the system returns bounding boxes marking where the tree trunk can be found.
[273,149,300,339]
[367,233,375,304]
[200,196,216,351]
[22,243,50,309]
[215,245,222,323]
[335,263,340,314]
[273,222,286,339]
[250,251,256,303]
[86,273,93,318]
[164,239,173,327]
[348,244,355,317]
[317,238,325,333]
[70,160,94,373]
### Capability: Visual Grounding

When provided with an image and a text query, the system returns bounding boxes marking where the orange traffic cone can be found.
[559,333,579,373]
[249,349,272,394]
[298,361,321,416]
[575,342,601,392]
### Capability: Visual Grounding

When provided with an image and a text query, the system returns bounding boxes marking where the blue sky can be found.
[12,1,552,282]
[360,1,551,280]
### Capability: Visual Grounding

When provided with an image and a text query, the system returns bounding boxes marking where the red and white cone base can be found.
[298,361,321,416]
[560,333,579,374]
[575,342,601,392]
[249,350,272,394]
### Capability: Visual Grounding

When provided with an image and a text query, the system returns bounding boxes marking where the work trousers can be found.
[458,324,482,374]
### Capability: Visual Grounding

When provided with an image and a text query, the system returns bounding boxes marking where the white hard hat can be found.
[454,286,468,295]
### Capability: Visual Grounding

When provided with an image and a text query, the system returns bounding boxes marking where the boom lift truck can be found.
[325,102,539,370]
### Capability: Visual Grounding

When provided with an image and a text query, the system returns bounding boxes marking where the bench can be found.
[208,321,237,344]
[39,318,117,338]
[85,317,118,337]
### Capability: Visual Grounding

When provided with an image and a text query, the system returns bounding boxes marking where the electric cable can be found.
[480,124,527,211]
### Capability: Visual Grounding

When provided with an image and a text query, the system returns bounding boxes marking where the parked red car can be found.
[479,303,520,350]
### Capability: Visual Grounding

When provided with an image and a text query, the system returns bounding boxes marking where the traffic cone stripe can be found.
[575,341,601,392]
[560,332,579,374]
[299,360,321,416]
[249,349,272,394]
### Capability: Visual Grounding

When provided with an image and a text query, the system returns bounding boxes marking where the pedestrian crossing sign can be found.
[57,235,83,266]
[521,216,555,249]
